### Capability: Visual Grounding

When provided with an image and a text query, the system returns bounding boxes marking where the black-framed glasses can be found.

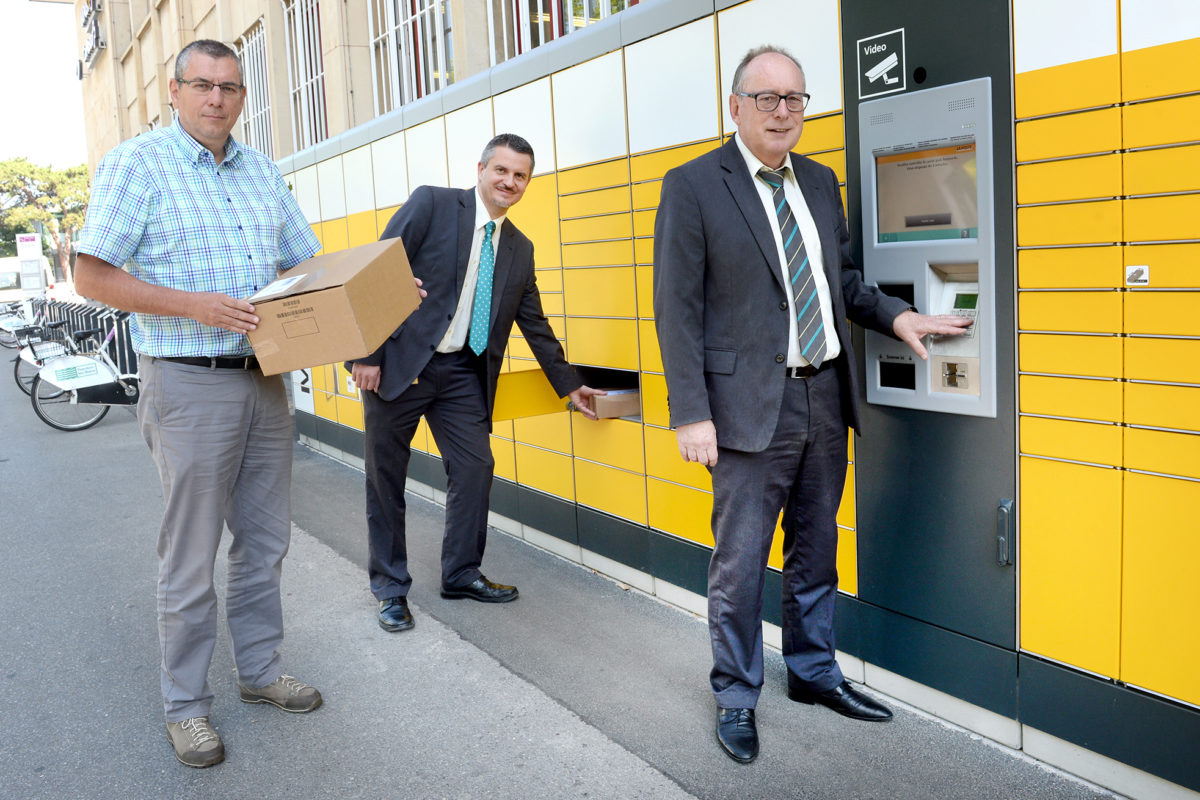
[736,91,811,113]
[178,78,244,98]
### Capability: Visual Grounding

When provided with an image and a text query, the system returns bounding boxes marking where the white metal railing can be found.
[236,19,275,158]
[281,0,328,152]
[488,0,637,66]
[367,0,454,116]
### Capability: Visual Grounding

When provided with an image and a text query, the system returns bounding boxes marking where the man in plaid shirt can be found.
[75,39,323,768]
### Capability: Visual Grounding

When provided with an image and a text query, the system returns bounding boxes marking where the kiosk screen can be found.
[875,140,978,243]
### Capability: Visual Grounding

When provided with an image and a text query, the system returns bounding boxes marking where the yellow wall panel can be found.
[507,337,534,360]
[631,180,662,211]
[536,267,563,292]
[1016,107,1122,162]
[557,159,630,194]
[562,267,637,318]
[559,186,631,218]
[644,424,711,490]
[1019,416,1122,466]
[797,114,845,155]
[1018,246,1122,289]
[513,410,573,452]
[1121,472,1200,706]
[636,264,654,315]
[346,210,378,248]
[560,213,633,244]
[629,140,718,182]
[1123,243,1200,290]
[574,459,647,525]
[1018,291,1121,333]
[312,389,337,422]
[1125,292,1200,336]
[1123,94,1200,149]
[1014,54,1121,118]
[412,418,430,453]
[1018,333,1122,378]
[1124,381,1200,431]
[634,237,654,266]
[836,526,858,597]
[647,478,713,547]
[561,240,634,268]
[310,222,325,253]
[491,435,516,481]
[836,466,856,530]
[1016,154,1121,204]
[1019,375,1122,422]
[639,320,663,372]
[1019,458,1121,678]
[632,209,655,238]
[334,395,364,430]
[1124,145,1200,197]
[1124,427,1200,480]
[541,292,564,316]
[1122,36,1200,102]
[515,444,575,501]
[309,363,335,392]
[493,367,567,422]
[572,417,644,473]
[376,206,399,236]
[1124,194,1200,242]
[805,149,846,184]
[640,373,670,428]
[1017,200,1122,246]
[1125,336,1200,384]
[565,317,639,369]
[322,218,349,253]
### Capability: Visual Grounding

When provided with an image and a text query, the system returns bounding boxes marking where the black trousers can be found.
[363,349,494,600]
[707,361,848,709]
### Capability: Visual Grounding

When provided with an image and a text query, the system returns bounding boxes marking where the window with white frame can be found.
[281,0,328,152]
[367,0,455,116]
[489,0,637,65]
[236,19,274,158]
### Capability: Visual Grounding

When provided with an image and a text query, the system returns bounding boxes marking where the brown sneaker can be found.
[239,673,323,713]
[165,716,225,768]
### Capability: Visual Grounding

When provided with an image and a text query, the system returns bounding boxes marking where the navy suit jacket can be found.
[354,186,579,420]
[653,137,910,452]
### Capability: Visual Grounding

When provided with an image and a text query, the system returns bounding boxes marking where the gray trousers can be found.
[138,356,292,722]
[708,364,847,709]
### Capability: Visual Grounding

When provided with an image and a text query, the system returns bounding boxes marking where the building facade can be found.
[68,1,1200,797]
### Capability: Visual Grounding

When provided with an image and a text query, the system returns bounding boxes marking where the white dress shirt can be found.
[437,187,508,352]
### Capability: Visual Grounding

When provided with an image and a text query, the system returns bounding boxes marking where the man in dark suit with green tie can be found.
[351,133,602,633]
[653,46,971,763]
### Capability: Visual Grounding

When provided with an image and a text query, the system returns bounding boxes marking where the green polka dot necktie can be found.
[756,166,827,367]
[468,220,497,356]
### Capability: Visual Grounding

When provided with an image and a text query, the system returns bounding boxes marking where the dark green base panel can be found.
[1020,655,1200,793]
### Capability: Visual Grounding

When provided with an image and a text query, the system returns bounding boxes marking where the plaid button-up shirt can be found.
[79,120,320,357]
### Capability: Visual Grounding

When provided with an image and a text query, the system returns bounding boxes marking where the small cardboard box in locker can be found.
[590,388,640,419]
[248,238,420,376]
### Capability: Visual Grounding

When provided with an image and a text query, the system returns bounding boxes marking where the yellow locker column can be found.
[1117,1,1200,706]
[1013,0,1124,676]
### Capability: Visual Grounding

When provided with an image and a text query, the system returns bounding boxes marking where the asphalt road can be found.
[0,367,1120,800]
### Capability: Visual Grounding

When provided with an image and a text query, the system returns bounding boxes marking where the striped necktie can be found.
[468,220,497,356]
[756,166,827,368]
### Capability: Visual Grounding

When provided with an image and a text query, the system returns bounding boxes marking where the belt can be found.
[786,361,829,379]
[158,355,260,370]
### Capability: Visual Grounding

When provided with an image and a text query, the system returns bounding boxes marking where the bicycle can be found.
[29,312,140,432]
[12,314,68,396]
[0,300,33,349]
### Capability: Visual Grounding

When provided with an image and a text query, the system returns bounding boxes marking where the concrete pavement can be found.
[0,368,1119,800]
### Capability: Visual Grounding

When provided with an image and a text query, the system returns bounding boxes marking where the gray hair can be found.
[175,39,244,85]
[481,133,535,174]
[731,45,805,94]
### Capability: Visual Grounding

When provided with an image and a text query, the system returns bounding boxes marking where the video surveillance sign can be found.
[858,28,906,100]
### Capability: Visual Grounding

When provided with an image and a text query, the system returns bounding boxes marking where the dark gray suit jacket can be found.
[652,137,910,453]
[355,185,579,420]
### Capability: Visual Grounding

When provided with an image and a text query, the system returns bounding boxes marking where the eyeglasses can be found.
[178,78,244,98]
[736,91,811,113]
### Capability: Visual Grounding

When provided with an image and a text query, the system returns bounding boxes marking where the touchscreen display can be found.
[875,140,978,243]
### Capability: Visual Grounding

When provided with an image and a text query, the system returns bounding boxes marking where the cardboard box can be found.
[248,238,420,376]
[590,389,640,419]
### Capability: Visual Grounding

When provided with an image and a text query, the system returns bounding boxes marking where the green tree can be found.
[0,158,89,287]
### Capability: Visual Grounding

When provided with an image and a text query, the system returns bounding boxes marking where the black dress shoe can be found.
[440,576,519,603]
[715,707,758,763]
[788,680,892,721]
[378,597,414,632]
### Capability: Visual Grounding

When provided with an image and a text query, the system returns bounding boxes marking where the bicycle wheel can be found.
[13,354,38,396]
[30,375,109,431]
[0,328,17,349]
